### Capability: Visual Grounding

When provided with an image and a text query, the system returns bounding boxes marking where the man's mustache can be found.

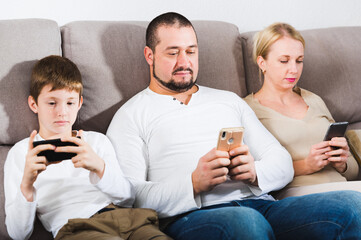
[172,67,193,75]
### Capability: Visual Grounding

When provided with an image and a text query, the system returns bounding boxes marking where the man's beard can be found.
[153,63,196,93]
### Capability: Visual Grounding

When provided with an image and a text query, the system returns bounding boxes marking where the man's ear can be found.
[144,46,154,66]
[28,96,38,114]
[256,56,266,72]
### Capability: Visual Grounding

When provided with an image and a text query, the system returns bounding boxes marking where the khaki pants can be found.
[55,205,172,240]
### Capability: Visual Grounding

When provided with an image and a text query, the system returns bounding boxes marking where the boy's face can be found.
[28,85,83,139]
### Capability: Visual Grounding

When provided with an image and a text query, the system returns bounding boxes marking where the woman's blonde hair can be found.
[253,22,305,63]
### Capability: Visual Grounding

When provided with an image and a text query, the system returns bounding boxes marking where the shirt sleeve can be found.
[240,100,294,195]
[107,108,200,218]
[4,142,37,240]
[88,133,135,207]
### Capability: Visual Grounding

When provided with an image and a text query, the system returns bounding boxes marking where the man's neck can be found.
[149,82,199,105]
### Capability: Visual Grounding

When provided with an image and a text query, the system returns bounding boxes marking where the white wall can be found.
[1,0,360,32]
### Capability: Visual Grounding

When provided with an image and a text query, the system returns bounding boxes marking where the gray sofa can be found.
[1,18,360,239]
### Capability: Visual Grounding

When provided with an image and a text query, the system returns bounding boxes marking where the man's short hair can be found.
[146,12,197,52]
[30,55,83,102]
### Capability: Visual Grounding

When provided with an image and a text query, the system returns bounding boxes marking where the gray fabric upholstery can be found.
[61,21,150,134]
[240,27,361,128]
[0,19,62,145]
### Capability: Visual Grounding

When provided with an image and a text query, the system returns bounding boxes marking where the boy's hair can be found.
[30,55,83,102]
[146,12,197,52]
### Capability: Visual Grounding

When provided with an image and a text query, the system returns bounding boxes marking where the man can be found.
[107,12,361,239]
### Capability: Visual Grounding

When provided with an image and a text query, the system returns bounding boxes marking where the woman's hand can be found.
[326,137,349,173]
[294,141,331,176]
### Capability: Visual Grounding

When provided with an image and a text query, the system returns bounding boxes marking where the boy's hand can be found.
[192,148,230,195]
[228,145,257,185]
[56,130,105,178]
[21,130,55,202]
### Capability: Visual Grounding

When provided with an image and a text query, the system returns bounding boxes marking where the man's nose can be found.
[177,51,190,68]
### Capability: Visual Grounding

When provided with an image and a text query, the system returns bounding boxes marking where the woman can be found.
[244,22,361,199]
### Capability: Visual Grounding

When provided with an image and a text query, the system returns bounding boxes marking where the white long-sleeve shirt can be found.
[4,131,134,240]
[107,86,293,218]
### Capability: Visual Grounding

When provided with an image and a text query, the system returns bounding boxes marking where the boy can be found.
[4,56,170,240]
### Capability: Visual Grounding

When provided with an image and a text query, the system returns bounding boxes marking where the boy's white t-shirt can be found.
[4,131,134,239]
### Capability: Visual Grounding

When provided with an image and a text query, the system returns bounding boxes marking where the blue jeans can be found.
[164,190,361,240]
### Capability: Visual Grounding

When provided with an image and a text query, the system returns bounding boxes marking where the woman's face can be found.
[258,36,304,91]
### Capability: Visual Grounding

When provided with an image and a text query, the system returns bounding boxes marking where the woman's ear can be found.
[257,56,266,73]
[144,46,154,66]
[28,96,38,114]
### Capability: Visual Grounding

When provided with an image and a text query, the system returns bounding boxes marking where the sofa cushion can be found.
[61,20,246,134]
[241,27,361,128]
[0,19,62,145]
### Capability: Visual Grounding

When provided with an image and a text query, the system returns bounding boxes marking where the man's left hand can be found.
[228,145,257,185]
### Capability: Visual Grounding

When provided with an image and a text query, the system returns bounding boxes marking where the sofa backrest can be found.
[0,19,61,240]
[61,21,246,134]
[240,26,361,129]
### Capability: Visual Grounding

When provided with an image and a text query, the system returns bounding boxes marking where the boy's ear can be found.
[144,46,154,66]
[28,96,38,114]
[78,96,83,110]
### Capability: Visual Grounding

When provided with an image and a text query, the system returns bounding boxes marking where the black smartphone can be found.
[323,122,349,141]
[33,138,78,162]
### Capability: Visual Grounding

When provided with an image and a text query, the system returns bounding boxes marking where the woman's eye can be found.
[67,102,75,105]
[48,102,55,106]
[280,61,288,64]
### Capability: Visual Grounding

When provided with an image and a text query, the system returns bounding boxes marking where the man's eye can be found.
[188,51,195,55]
[168,53,177,56]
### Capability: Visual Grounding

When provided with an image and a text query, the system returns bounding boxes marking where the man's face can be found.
[28,85,82,139]
[150,25,199,93]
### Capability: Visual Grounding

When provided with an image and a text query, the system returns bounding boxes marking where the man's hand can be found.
[21,130,55,202]
[56,130,105,178]
[228,145,257,185]
[192,148,230,195]
[326,137,349,173]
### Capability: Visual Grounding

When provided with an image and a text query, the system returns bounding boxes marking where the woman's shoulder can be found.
[243,93,259,109]
[298,88,324,103]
